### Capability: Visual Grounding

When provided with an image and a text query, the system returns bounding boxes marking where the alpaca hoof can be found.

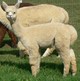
[32,73,37,77]
[63,74,67,77]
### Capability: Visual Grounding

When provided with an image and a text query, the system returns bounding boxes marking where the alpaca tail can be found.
[67,25,78,45]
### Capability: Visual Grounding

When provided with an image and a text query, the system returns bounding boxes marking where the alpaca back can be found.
[16,4,69,27]
[1,2,69,28]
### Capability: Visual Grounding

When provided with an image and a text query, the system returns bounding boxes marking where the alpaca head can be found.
[2,1,20,22]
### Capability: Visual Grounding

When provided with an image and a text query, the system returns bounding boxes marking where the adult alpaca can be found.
[2,1,77,77]
[0,2,33,47]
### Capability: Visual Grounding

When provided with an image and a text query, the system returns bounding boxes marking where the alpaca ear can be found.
[1,1,8,11]
[15,2,20,9]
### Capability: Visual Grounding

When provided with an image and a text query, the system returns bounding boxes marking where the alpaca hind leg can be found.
[70,49,77,76]
[59,49,70,76]
[55,36,70,76]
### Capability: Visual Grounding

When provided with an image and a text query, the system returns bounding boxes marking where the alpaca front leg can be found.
[29,50,41,77]
[17,41,27,57]
[30,57,40,77]
[70,49,77,76]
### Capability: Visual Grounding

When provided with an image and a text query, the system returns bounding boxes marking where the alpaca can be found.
[1,1,70,58]
[0,2,33,47]
[2,2,77,77]
[1,1,69,27]
[5,20,78,77]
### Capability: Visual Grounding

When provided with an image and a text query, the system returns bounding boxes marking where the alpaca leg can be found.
[42,47,60,58]
[70,49,77,76]
[7,29,17,47]
[41,47,55,58]
[19,39,41,76]
[28,48,41,77]
[17,41,27,57]
[0,23,6,46]
[55,34,70,76]
[56,46,70,76]
[59,49,70,76]
[19,49,28,58]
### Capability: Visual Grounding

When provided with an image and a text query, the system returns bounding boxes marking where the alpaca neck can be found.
[10,18,23,38]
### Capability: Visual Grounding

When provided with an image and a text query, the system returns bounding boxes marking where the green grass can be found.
[0,0,80,81]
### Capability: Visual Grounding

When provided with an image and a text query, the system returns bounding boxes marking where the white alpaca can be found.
[7,21,78,77]
[2,2,77,76]
[1,1,69,58]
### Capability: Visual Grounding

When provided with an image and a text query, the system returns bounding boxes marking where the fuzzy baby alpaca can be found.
[12,21,78,77]
[2,16,77,77]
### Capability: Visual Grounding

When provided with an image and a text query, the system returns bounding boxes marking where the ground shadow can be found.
[0,39,17,48]
[0,49,19,56]
[41,62,63,74]
[0,59,63,74]
[0,60,31,72]
[0,43,63,74]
